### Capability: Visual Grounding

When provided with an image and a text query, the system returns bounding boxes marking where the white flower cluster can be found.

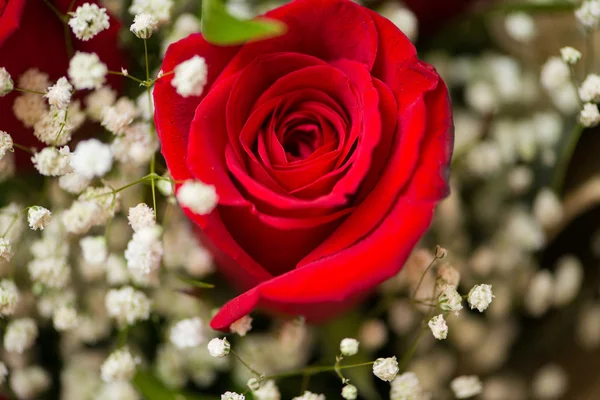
[0,67,13,96]
[131,13,158,39]
[170,317,205,348]
[4,318,38,353]
[575,0,600,29]
[176,179,218,215]
[101,348,140,382]
[68,3,110,41]
[171,56,208,97]
[129,0,174,24]
[105,286,151,326]
[69,52,108,90]
[0,130,13,160]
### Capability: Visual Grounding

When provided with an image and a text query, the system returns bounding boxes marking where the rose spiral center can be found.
[282,123,320,161]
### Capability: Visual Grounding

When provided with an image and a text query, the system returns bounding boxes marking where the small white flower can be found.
[247,378,261,391]
[101,348,140,382]
[379,3,418,42]
[177,180,218,215]
[32,146,72,176]
[10,366,50,400]
[4,318,38,353]
[341,384,357,400]
[230,315,253,337]
[171,55,208,97]
[561,46,582,64]
[252,380,280,400]
[373,356,399,382]
[112,122,157,166]
[207,337,230,358]
[13,93,47,128]
[575,0,600,29]
[128,203,156,232]
[540,57,570,91]
[71,139,113,179]
[221,392,245,400]
[580,74,600,102]
[68,3,110,41]
[131,13,158,39]
[170,317,205,348]
[0,279,19,316]
[450,375,483,399]
[468,284,494,312]
[504,12,535,42]
[105,286,152,325]
[436,263,460,289]
[85,86,117,121]
[0,237,13,262]
[438,286,463,314]
[45,77,73,110]
[68,52,108,90]
[80,235,108,265]
[532,364,568,400]
[340,338,360,356]
[0,67,13,96]
[390,372,423,400]
[27,206,52,230]
[129,0,173,24]
[554,255,583,306]
[27,258,71,288]
[580,103,600,127]
[428,314,448,340]
[292,391,325,400]
[124,226,163,274]
[19,68,50,91]
[59,172,91,194]
[53,306,78,331]
[101,97,138,134]
[0,130,13,160]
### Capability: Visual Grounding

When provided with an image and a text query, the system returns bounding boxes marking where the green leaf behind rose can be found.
[201,0,286,45]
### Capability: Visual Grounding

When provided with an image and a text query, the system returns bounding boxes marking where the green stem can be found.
[552,123,585,194]
[1,212,21,238]
[14,88,45,95]
[11,143,34,154]
[230,349,263,378]
[265,361,375,380]
[410,254,439,299]
[150,154,157,219]
[143,39,150,83]
[107,71,146,85]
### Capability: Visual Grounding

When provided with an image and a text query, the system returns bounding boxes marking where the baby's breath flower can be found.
[27,257,71,288]
[540,57,570,91]
[177,180,218,215]
[101,348,140,382]
[438,286,463,314]
[68,3,110,41]
[85,86,117,121]
[575,0,600,29]
[579,74,600,103]
[554,256,583,306]
[131,13,158,39]
[436,263,460,289]
[230,315,253,337]
[207,337,230,358]
[61,200,101,235]
[97,382,140,400]
[80,236,108,265]
[340,338,360,356]
[53,305,78,331]
[4,318,38,353]
[0,279,19,316]
[105,286,151,326]
[27,206,52,230]
[0,238,13,262]
[32,146,72,176]
[33,107,74,146]
[124,226,163,274]
[561,46,582,64]
[532,364,568,400]
[504,12,535,42]
[45,77,73,110]
[101,97,138,134]
[221,392,245,400]
[0,130,13,160]
[170,317,205,348]
[112,122,157,166]
[252,380,280,400]
[59,172,91,194]
[292,392,325,400]
[428,314,448,340]
[128,203,156,232]
[0,67,13,96]
[68,52,108,90]
[172,55,208,97]
[451,375,483,399]
[468,284,494,312]
[129,0,173,24]
[10,366,50,399]
[71,139,113,179]
[580,103,600,127]
[373,356,399,382]
[391,372,423,400]
[341,384,358,400]
[247,378,261,391]
[19,68,50,91]
[13,93,47,128]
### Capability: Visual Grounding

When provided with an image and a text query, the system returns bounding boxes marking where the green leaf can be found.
[318,312,381,400]
[133,370,217,400]
[201,0,286,45]
[175,273,215,289]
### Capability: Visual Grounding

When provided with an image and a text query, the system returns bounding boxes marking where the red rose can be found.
[154,0,453,330]
[0,0,124,165]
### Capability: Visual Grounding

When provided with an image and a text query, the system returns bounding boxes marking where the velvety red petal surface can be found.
[153,0,454,330]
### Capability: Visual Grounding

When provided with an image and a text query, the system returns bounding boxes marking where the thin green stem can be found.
[143,39,150,83]
[42,0,65,20]
[265,361,375,380]
[552,123,585,194]
[53,109,69,147]
[410,255,439,299]
[14,88,45,95]
[230,349,263,378]
[11,143,34,154]
[107,71,146,85]
[150,154,157,219]
[1,212,21,238]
